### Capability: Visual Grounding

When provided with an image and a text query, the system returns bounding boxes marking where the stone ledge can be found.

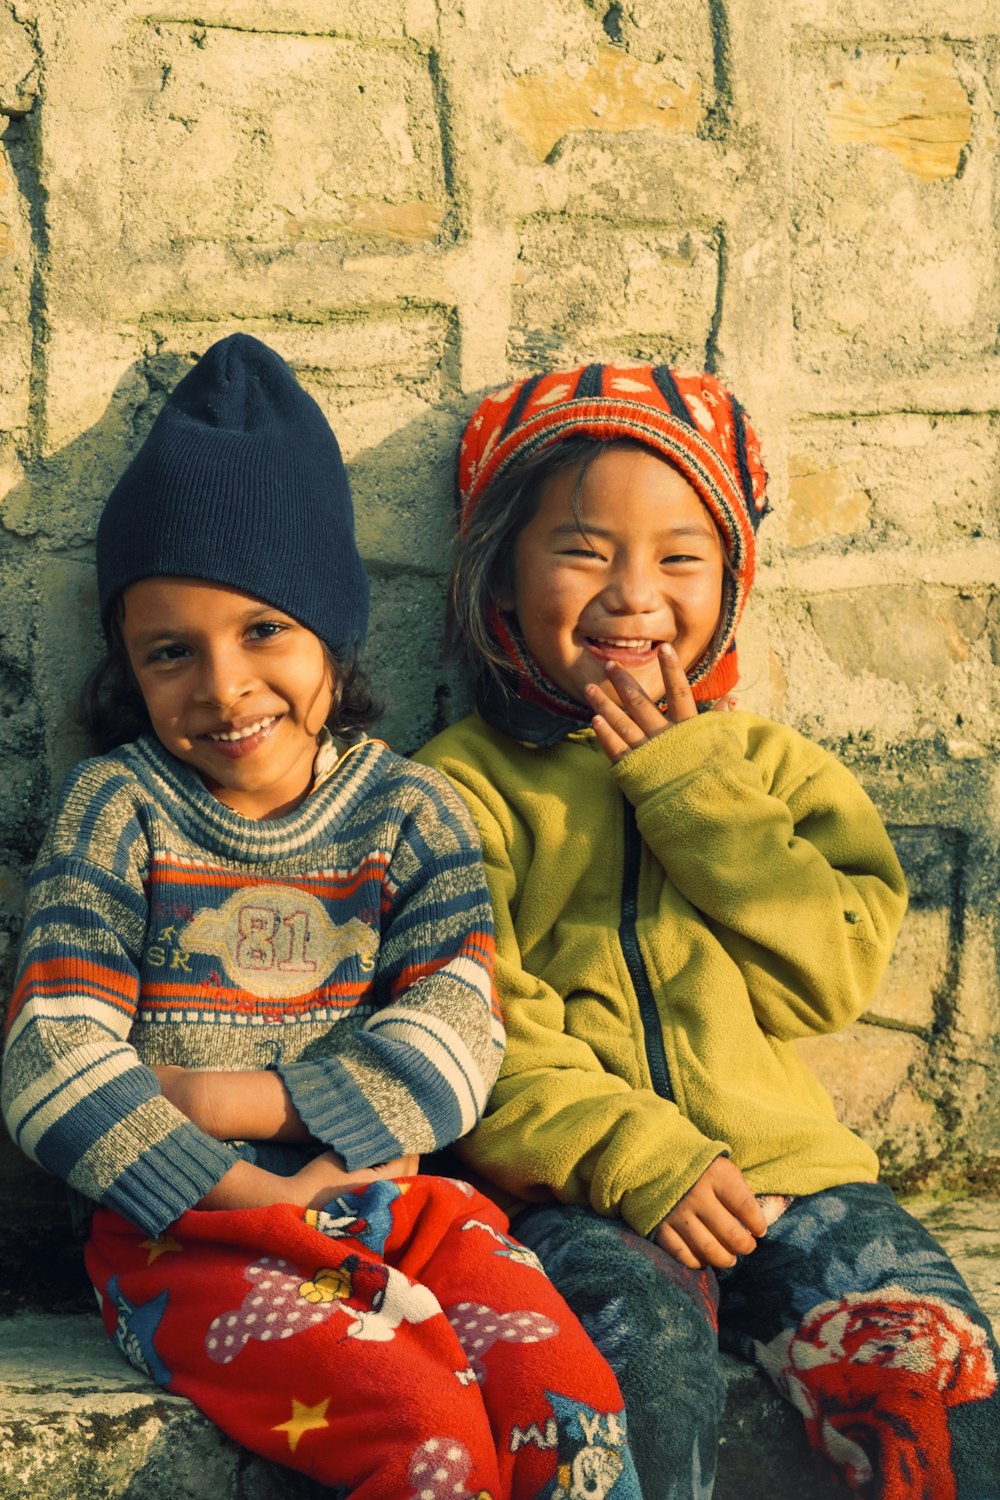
[0,1198,997,1500]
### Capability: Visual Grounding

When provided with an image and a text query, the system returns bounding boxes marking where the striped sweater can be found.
[2,734,501,1238]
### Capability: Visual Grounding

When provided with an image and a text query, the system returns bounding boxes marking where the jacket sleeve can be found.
[276,766,504,1169]
[1,767,238,1238]
[615,713,908,1041]
[421,757,728,1239]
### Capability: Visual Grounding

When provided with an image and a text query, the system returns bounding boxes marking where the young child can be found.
[1,336,641,1500]
[418,362,1000,1498]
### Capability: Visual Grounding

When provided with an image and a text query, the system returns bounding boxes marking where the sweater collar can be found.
[123,733,388,861]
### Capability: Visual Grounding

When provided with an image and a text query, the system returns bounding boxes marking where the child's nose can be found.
[603,561,661,614]
[196,648,253,707]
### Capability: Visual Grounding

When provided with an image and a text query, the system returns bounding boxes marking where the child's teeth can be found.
[211,717,274,742]
[600,638,651,649]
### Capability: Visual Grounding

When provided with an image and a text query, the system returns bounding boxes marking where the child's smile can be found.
[122,577,335,819]
[507,445,725,708]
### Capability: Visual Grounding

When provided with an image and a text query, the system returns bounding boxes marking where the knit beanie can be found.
[459,362,769,706]
[97,333,369,655]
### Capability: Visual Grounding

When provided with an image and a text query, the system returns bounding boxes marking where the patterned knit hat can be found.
[460,362,769,705]
[97,333,369,655]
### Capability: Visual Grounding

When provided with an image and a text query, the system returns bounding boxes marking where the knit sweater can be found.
[2,734,501,1239]
[417,710,907,1239]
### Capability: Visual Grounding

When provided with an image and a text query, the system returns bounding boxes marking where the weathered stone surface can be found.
[0,9,39,115]
[509,218,720,368]
[367,572,472,755]
[868,907,947,1030]
[807,585,990,689]
[792,43,995,377]
[786,452,871,547]
[781,415,999,552]
[117,24,446,254]
[0,121,34,431]
[503,44,701,161]
[797,1026,943,1179]
[827,53,972,180]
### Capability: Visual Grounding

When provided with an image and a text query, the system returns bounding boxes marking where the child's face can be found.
[506,446,725,708]
[121,577,335,819]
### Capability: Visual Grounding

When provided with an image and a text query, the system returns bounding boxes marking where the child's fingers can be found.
[590,712,633,765]
[585,683,650,764]
[725,1183,769,1237]
[586,689,651,753]
[658,644,699,723]
[603,663,673,735]
[653,1220,707,1270]
[664,1197,758,1266]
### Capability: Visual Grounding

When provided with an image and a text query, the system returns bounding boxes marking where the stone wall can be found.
[0,0,998,1204]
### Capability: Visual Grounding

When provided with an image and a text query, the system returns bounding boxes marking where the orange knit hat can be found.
[459,362,769,703]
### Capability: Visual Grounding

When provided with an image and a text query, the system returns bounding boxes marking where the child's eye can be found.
[247,621,288,641]
[559,546,604,560]
[147,643,191,664]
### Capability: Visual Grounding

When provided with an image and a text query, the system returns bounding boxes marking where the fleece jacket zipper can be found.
[619,801,674,1102]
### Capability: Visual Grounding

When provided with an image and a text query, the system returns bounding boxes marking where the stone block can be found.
[346,400,465,574]
[791,0,998,41]
[509,217,720,369]
[503,43,701,162]
[786,451,871,548]
[791,44,994,377]
[29,554,101,781]
[0,9,38,115]
[868,908,947,1031]
[781,415,999,553]
[797,1025,942,1178]
[115,22,446,255]
[11,325,150,510]
[807,585,989,689]
[827,53,971,181]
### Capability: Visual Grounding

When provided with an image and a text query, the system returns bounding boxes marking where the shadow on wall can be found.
[0,353,475,816]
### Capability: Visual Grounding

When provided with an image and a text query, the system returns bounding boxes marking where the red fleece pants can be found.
[85,1175,639,1499]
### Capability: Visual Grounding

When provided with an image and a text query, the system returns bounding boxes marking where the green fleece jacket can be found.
[417,709,908,1239]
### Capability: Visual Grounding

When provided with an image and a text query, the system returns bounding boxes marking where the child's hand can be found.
[293,1148,420,1210]
[653,1157,767,1270]
[585,645,700,765]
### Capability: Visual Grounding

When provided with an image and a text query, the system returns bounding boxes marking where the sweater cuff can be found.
[98,1123,238,1239]
[277,1057,404,1170]
[613,712,738,804]
[618,1142,729,1240]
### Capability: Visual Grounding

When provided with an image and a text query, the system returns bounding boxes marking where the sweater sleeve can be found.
[275,766,504,1169]
[419,757,727,1238]
[615,713,908,1041]
[1,764,238,1238]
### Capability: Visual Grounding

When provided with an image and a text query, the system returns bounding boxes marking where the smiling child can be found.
[419,362,1000,1497]
[1,337,640,1498]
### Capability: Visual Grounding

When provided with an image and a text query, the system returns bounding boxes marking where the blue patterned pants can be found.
[515,1183,1000,1500]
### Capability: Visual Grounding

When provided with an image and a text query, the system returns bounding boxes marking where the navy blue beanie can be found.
[96,333,370,655]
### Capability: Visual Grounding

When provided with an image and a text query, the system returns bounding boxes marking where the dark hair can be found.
[447,435,735,686]
[78,606,383,755]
